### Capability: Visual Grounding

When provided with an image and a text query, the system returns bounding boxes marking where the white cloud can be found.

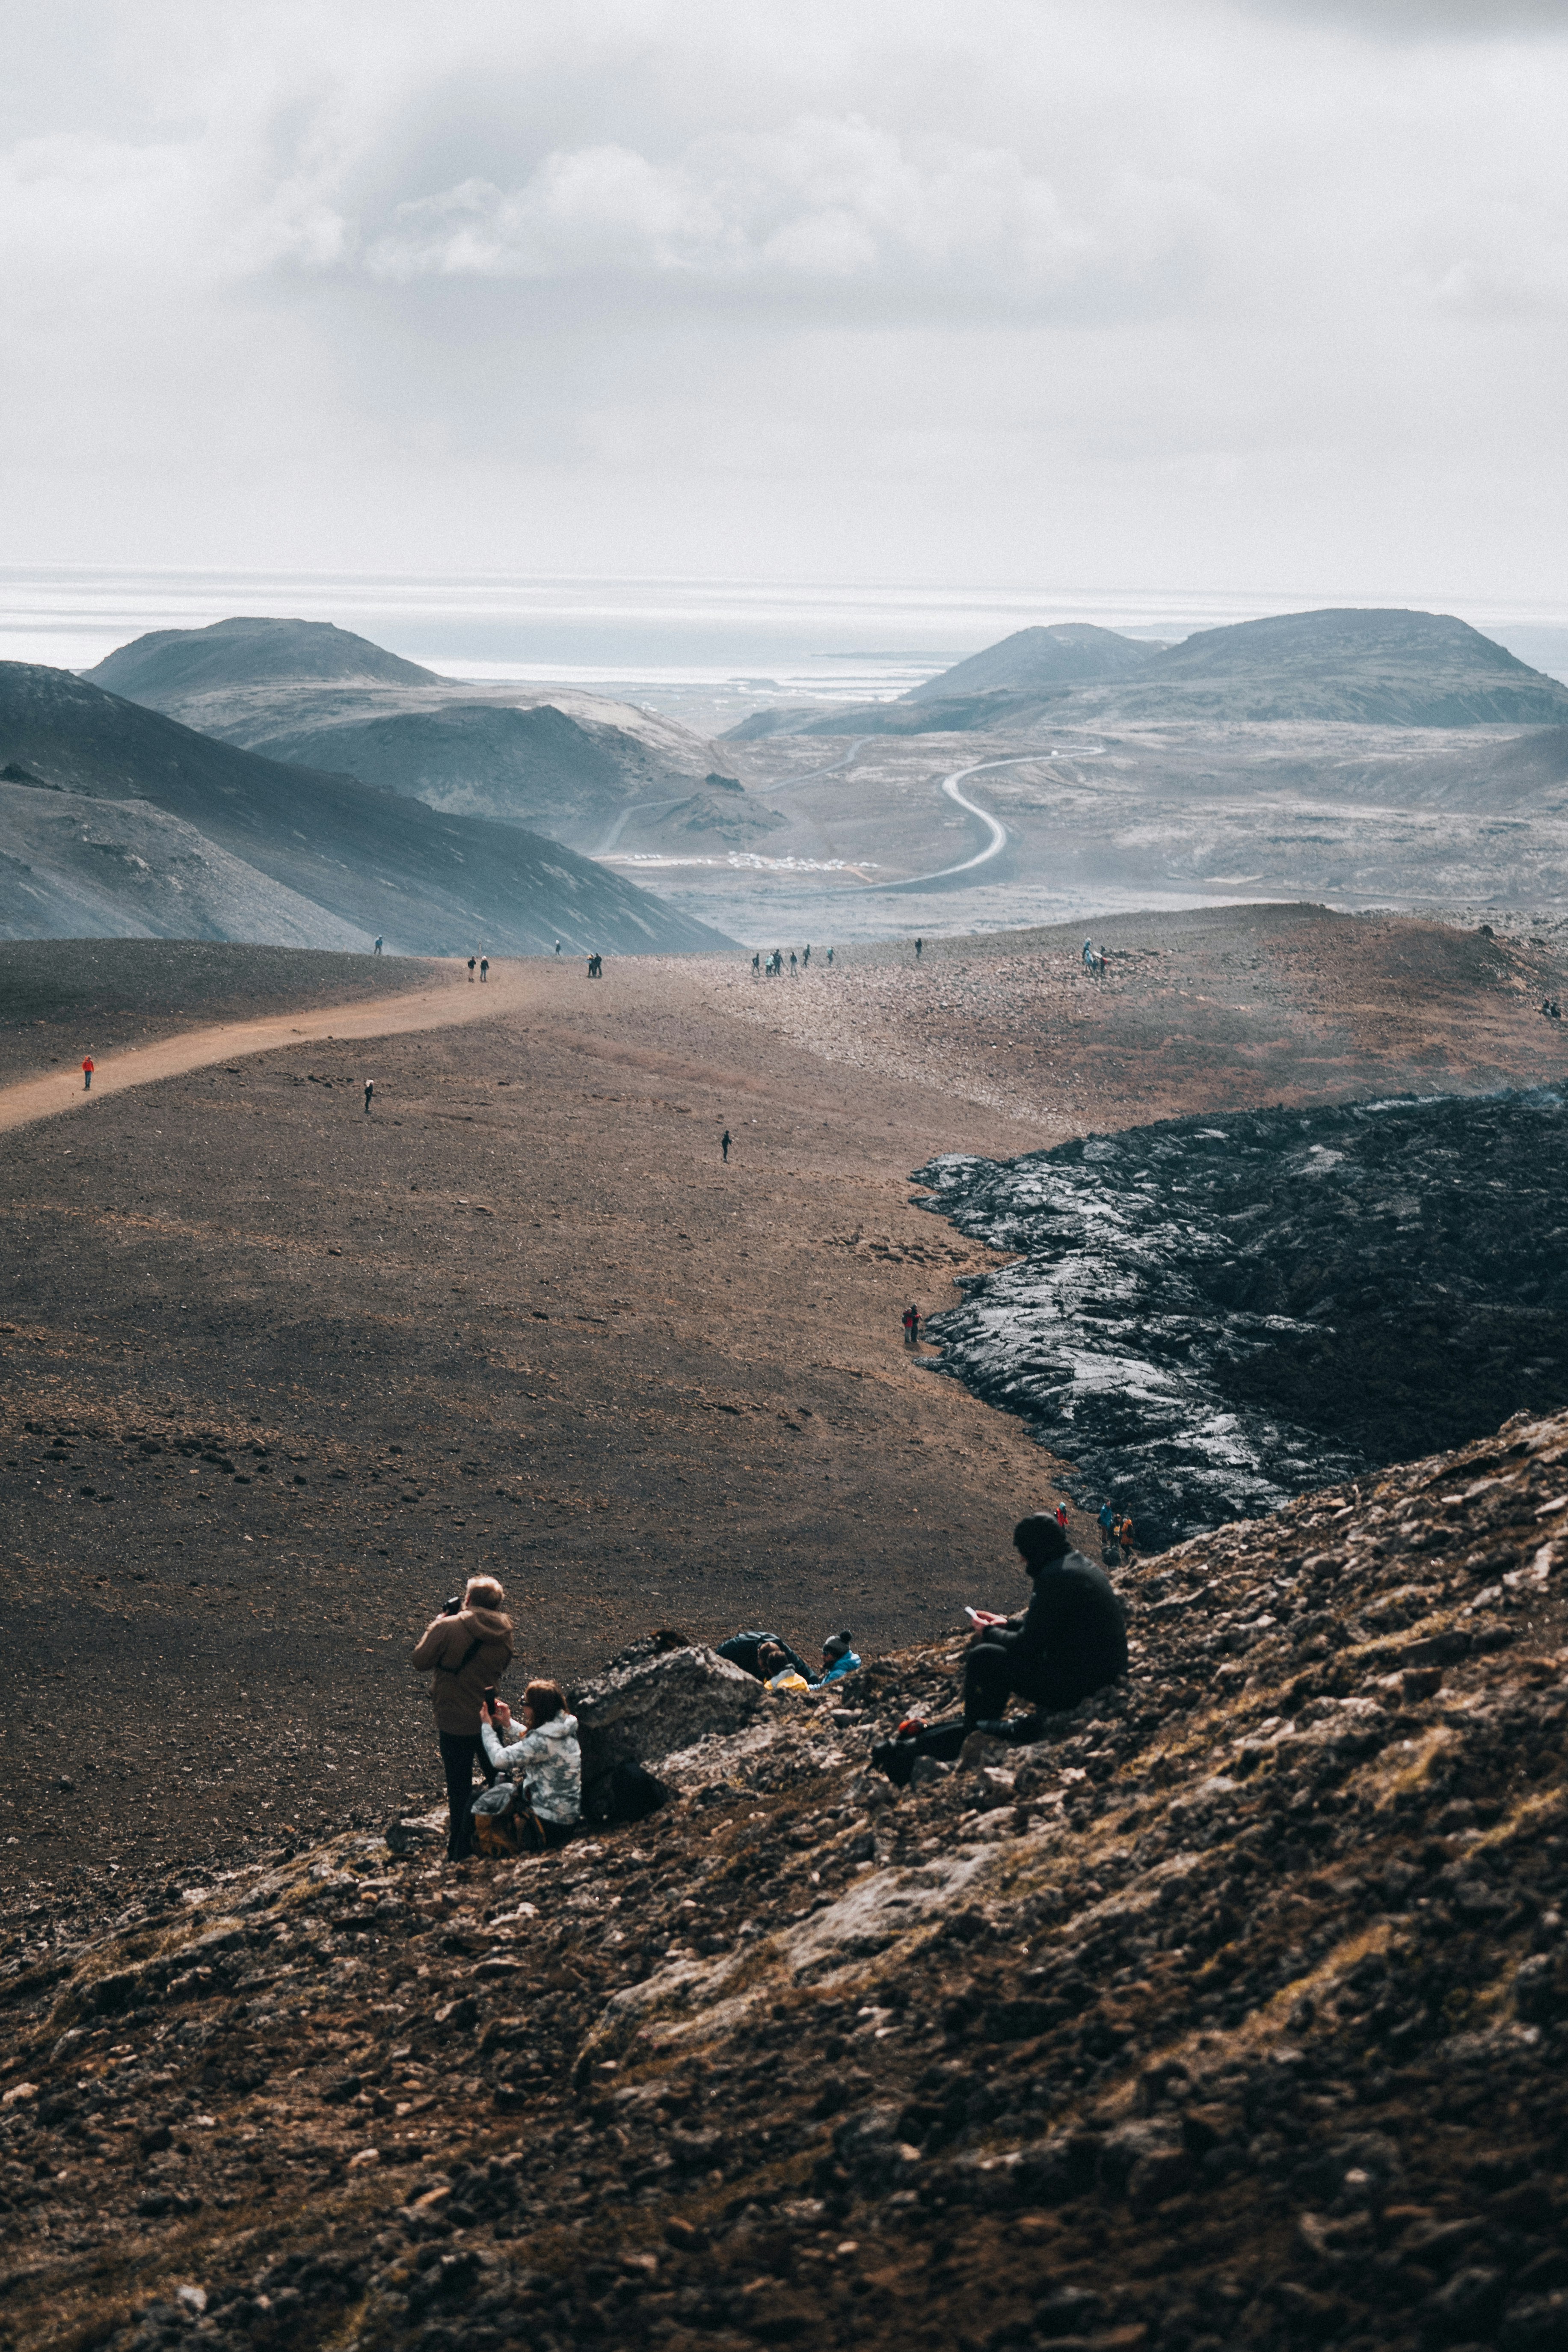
[362,116,1212,317]
[2,0,1567,599]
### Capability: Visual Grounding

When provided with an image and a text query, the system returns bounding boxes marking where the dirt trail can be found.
[0,960,530,1136]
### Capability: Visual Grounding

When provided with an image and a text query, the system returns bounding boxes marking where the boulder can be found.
[572,1644,763,1818]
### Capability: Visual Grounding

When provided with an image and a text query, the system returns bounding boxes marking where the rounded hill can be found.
[86,617,441,701]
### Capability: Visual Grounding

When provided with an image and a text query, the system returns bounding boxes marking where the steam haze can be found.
[6,0,1568,603]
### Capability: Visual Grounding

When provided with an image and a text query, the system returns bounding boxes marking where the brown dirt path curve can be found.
[0,959,530,1137]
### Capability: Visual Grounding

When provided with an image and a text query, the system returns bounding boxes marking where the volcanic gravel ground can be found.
[0,1408,1565,2352]
[916,1087,1568,1548]
[0,957,1051,1904]
[696,905,1568,1133]
[0,940,447,1086]
[2,910,1565,1910]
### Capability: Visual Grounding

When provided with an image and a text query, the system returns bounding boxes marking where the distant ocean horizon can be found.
[5,566,1566,720]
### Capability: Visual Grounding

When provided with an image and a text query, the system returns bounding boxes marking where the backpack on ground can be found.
[606,1759,670,1823]
[873,1709,1045,1786]
[871,1714,969,1787]
[471,1779,559,1858]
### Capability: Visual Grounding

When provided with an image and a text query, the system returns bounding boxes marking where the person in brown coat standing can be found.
[412,1575,515,1860]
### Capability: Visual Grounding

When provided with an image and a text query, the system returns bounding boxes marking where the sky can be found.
[6,0,1568,611]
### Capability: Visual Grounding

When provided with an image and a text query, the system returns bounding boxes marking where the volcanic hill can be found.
[0,664,732,955]
[903,625,1161,703]
[1,1405,1565,2352]
[747,608,1568,738]
[86,619,442,699]
[87,620,764,856]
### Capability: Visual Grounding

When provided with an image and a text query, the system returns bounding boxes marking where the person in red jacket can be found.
[902,1304,920,1347]
[81,1058,94,1092]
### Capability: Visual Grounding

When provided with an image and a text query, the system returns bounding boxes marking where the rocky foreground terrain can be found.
[3,1406,1565,2352]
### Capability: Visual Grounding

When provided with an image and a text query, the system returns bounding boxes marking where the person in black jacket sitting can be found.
[963,1513,1128,1730]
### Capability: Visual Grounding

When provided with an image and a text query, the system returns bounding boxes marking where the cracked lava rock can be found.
[915,1086,1568,1548]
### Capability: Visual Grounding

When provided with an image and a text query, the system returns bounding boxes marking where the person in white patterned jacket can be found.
[478,1681,581,1849]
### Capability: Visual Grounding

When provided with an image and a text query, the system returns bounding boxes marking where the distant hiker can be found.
[364,1079,374,1115]
[752,953,761,976]
[826,947,834,965]
[1082,938,1095,970]
[468,957,477,981]
[81,1058,94,1092]
[480,957,489,983]
[1098,1499,1121,1562]
[789,951,798,975]
[373,937,383,956]
[478,1681,581,1851]
[587,953,603,979]
[962,1514,1128,1731]
[902,1303,920,1347]
[412,1576,515,1862]
[1055,1502,1068,1531]
[554,940,561,956]
[802,943,811,967]
[915,937,923,961]
[721,1129,731,1163]
[1118,1514,1137,1557]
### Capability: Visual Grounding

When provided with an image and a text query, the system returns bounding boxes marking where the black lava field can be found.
[915,1087,1568,1548]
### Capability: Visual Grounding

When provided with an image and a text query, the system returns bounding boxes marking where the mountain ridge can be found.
[0,663,734,955]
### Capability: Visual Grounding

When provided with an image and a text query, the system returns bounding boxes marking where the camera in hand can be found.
[443,1594,462,1615]
[482,1685,498,1711]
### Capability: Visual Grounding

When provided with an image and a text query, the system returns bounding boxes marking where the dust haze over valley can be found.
[7,3,1568,2349]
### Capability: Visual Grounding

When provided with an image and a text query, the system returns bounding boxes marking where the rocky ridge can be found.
[2,1407,1566,2352]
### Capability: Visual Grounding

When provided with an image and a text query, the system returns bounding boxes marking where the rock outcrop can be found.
[572,1642,764,1817]
[1,1406,1565,2352]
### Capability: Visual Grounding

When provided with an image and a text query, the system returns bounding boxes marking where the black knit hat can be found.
[1013,1513,1070,1566]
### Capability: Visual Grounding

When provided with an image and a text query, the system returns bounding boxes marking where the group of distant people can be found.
[411,1580,871,1863]
[413,1489,1141,1857]
[752,944,832,976]
[1541,998,1562,1020]
[466,956,491,982]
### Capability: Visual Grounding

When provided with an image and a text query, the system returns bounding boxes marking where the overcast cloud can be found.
[4,0,1567,605]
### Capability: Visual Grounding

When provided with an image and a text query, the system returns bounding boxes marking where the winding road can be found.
[872,743,1104,894]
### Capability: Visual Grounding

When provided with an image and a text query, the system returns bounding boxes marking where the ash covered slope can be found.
[3,1410,1566,2352]
[0,664,734,955]
[916,1089,1568,1549]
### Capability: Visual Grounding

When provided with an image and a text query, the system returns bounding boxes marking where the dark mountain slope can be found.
[86,616,440,697]
[904,621,1160,702]
[0,665,732,955]
[222,700,723,849]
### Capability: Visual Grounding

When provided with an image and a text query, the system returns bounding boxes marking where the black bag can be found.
[605,1759,670,1823]
[872,1714,969,1788]
[874,1708,1048,1785]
